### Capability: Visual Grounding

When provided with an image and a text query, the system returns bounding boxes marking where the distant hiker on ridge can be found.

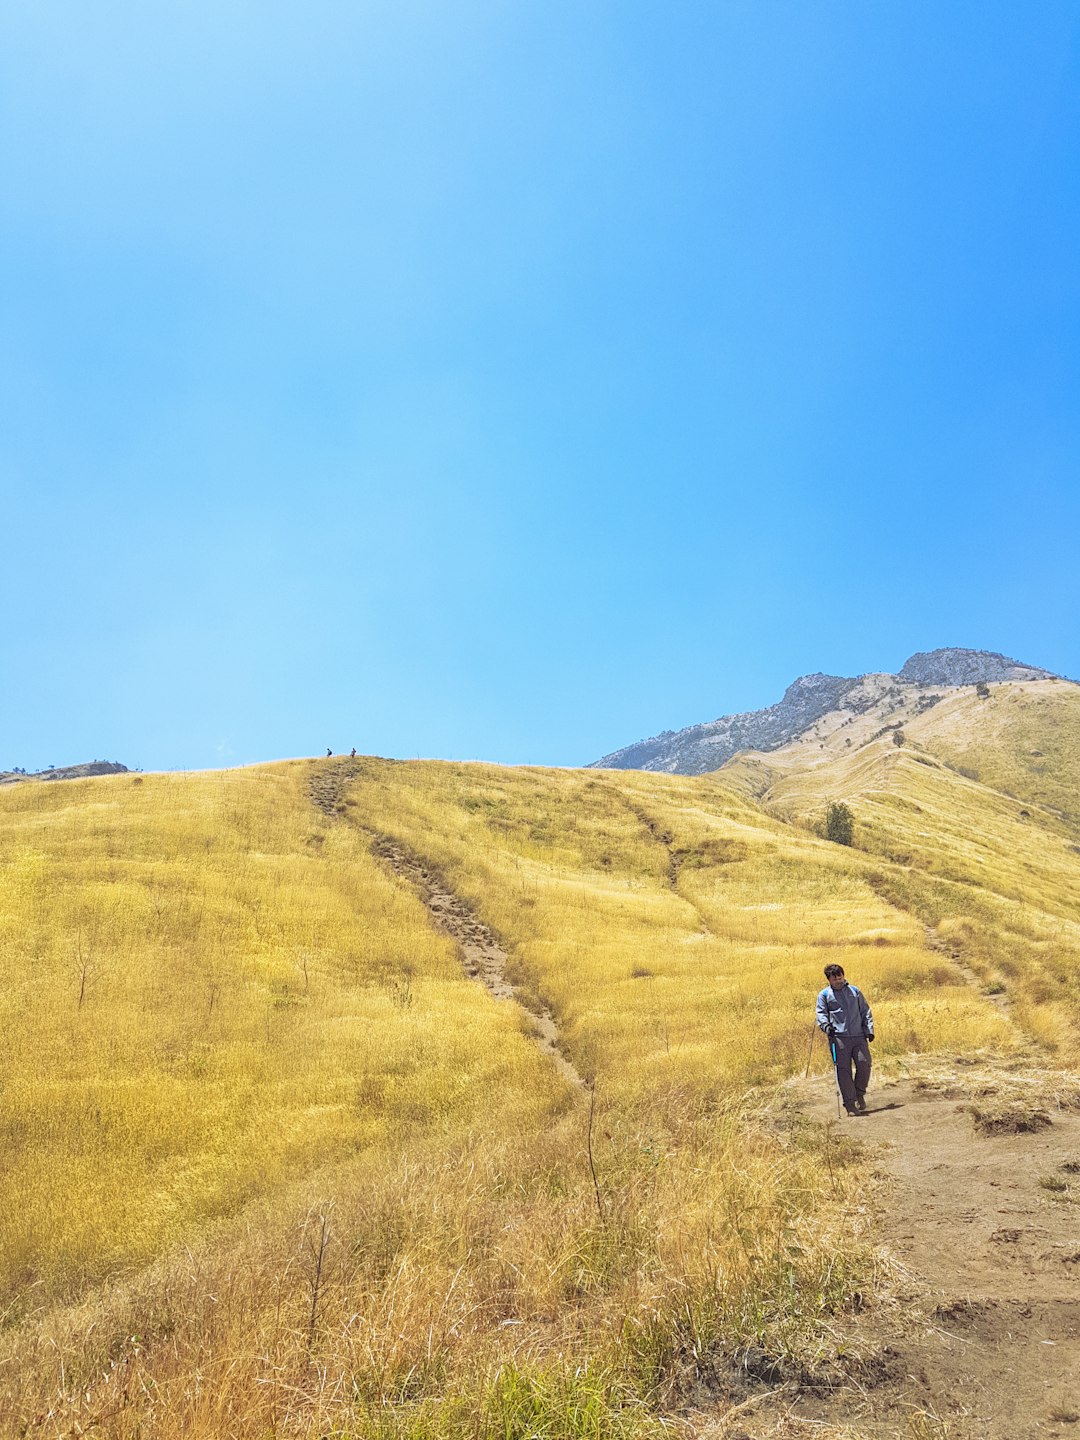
[326,748,332,757]
[816,964,874,1115]
[350,748,356,758]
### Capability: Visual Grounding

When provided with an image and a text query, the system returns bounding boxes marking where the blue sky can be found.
[3,2,1078,772]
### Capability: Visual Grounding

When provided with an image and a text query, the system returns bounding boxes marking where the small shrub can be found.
[1040,1174,1068,1193]
[823,802,854,847]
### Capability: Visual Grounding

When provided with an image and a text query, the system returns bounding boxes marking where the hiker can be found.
[816,963,874,1115]
[326,747,332,757]
[350,748,356,758]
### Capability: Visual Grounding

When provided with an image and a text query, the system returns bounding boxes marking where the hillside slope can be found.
[0,759,129,784]
[1,728,1077,1439]
[721,680,1080,1050]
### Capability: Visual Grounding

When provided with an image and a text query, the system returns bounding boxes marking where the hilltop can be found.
[0,759,129,784]
[589,647,1062,774]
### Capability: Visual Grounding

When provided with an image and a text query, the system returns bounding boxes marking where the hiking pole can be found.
[829,1034,842,1120]
[804,1023,818,1079]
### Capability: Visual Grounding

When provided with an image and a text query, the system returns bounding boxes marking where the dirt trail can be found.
[308,757,363,822]
[629,802,683,890]
[308,759,585,1090]
[924,921,1013,1019]
[368,831,586,1089]
[707,1072,1080,1440]
[626,801,714,938]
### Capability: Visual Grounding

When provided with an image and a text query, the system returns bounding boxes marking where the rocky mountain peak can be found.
[780,671,854,707]
[589,647,1061,776]
[897,648,1056,687]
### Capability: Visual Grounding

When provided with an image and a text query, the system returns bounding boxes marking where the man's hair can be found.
[823,963,845,980]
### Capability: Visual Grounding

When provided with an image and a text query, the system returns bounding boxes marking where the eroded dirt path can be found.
[625,800,715,938]
[309,759,586,1090]
[706,1072,1080,1440]
[924,921,1013,1021]
[367,831,586,1089]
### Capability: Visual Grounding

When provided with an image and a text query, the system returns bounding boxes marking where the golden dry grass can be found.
[0,712,1067,1437]
[911,680,1080,824]
[720,682,1080,1062]
[0,765,565,1308]
[343,757,1013,1097]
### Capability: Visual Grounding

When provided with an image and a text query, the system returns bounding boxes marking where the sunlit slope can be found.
[343,757,1011,1097]
[0,765,564,1300]
[0,756,1028,1438]
[720,682,1080,1053]
[908,679,1080,825]
[722,677,1080,827]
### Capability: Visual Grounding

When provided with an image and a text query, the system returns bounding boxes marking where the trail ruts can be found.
[924,922,1014,1021]
[626,801,714,938]
[369,833,585,1088]
[308,759,585,1090]
[308,756,365,820]
[863,866,1016,1028]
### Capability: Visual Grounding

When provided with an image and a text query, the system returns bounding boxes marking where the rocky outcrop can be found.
[589,674,857,776]
[589,648,1061,775]
[897,648,1055,687]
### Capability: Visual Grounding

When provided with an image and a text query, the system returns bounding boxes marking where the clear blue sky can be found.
[3,2,1078,773]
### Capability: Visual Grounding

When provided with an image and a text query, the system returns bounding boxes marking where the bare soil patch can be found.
[698,1065,1080,1439]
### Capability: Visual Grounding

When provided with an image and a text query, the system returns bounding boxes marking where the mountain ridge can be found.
[588,647,1063,775]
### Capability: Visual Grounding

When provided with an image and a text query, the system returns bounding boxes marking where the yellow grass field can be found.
[722,681,1080,1056]
[1,696,1074,1437]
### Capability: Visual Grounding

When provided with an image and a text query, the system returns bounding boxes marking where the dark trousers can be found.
[832,1034,871,1108]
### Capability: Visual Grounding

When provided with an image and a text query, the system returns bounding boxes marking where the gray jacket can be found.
[816,983,874,1039]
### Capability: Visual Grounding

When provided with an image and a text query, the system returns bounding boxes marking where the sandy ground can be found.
[701,1069,1080,1439]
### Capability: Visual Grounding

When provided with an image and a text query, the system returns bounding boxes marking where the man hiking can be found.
[816,963,874,1115]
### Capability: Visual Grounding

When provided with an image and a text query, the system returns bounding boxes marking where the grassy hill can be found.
[1,694,1076,1437]
[906,678,1080,824]
[721,679,1080,1054]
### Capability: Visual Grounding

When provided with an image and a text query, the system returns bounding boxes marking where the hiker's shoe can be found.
[844,1105,858,1116]
[854,1094,868,1112]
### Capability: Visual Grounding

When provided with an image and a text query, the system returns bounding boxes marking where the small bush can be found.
[823,802,854,847]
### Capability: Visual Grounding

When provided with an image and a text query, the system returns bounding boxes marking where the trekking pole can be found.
[804,1023,818,1079]
[829,1034,842,1120]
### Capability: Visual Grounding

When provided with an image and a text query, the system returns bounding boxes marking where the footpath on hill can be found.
[309,758,586,1090]
[310,760,1080,1437]
[701,1067,1080,1440]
